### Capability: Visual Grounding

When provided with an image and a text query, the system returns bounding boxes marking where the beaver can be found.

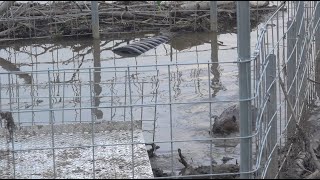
[211,104,257,136]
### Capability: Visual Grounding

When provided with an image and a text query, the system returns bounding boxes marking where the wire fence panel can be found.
[252,1,320,178]
[0,1,319,179]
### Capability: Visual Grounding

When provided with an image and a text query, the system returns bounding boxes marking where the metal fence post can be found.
[298,1,306,116]
[237,1,252,179]
[286,20,296,141]
[91,1,100,39]
[316,2,320,50]
[210,3,219,176]
[210,1,217,32]
[210,1,219,75]
[265,54,278,178]
[296,1,304,118]
[315,2,320,99]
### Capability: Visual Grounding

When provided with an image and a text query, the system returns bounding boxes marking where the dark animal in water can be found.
[211,104,257,136]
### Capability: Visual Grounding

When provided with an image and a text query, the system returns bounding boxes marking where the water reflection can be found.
[0,57,32,84]
[210,32,225,98]
[166,31,226,97]
[0,32,237,126]
[170,32,222,51]
[93,39,103,120]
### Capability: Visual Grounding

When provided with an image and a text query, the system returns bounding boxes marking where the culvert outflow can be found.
[112,35,169,57]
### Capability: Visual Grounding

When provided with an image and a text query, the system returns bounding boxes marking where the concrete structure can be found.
[0,121,153,179]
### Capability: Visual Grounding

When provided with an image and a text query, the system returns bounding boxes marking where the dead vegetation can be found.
[149,147,240,178]
[0,1,282,40]
[177,148,240,179]
[279,121,320,179]
[277,77,320,179]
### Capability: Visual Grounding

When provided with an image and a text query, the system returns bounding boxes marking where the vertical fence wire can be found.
[127,66,135,179]
[0,1,319,179]
[48,70,56,178]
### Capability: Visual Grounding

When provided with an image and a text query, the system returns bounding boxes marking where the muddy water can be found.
[0,15,283,175]
[0,32,248,174]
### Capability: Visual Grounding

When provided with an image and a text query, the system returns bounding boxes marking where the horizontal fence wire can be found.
[0,1,319,179]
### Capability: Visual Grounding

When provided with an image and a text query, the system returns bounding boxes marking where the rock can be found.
[152,168,169,177]
[211,104,257,136]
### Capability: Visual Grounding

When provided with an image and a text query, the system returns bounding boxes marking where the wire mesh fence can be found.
[252,1,320,178]
[0,1,319,179]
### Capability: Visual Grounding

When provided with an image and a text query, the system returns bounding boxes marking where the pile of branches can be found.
[151,148,240,179]
[0,1,282,40]
[279,123,320,179]
[176,148,240,179]
[276,75,320,179]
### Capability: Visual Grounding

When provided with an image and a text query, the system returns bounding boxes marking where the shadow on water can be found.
[0,57,32,84]
[93,39,103,120]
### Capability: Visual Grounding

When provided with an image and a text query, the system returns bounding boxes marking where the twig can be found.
[134,21,171,26]
[47,18,73,25]
[30,6,50,17]
[10,2,28,18]
[0,1,15,17]
[306,169,320,179]
[71,1,83,12]
[178,148,189,168]
[146,143,160,158]
[279,76,298,125]
[18,22,48,34]
[106,3,126,10]
[134,12,168,19]
[0,25,21,37]
[307,78,320,85]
